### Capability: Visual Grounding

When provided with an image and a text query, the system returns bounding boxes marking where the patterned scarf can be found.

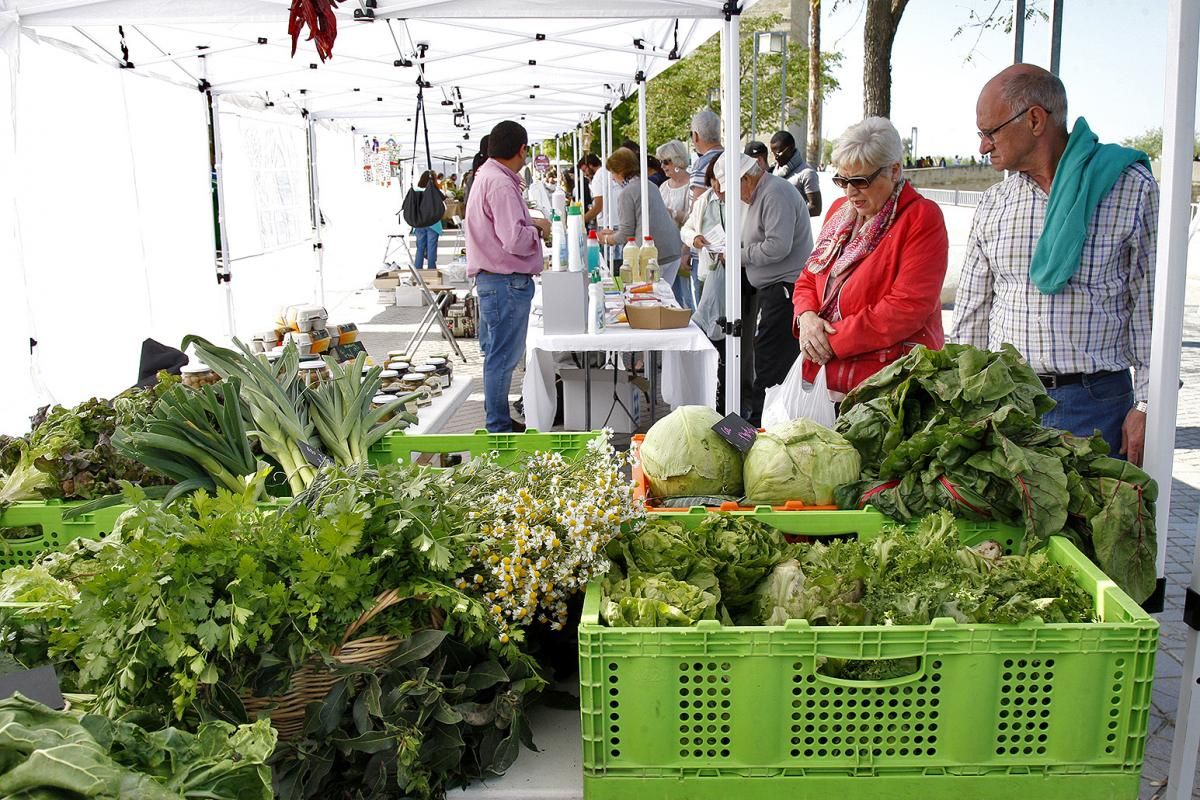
[805,179,906,278]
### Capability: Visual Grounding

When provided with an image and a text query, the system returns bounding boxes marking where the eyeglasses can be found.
[661,158,673,166]
[977,106,1033,146]
[832,166,885,190]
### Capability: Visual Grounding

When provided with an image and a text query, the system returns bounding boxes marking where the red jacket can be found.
[792,182,948,394]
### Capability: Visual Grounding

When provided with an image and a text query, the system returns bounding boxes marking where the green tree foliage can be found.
[571,14,841,154]
[1120,127,1200,161]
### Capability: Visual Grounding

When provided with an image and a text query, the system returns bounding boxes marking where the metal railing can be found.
[915,187,986,208]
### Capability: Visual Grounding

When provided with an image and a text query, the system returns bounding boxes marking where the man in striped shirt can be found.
[952,64,1158,465]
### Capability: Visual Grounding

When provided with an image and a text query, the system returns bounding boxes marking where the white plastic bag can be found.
[761,359,836,430]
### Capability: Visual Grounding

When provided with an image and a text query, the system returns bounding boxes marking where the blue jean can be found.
[476,272,534,432]
[414,226,439,269]
[1042,370,1133,457]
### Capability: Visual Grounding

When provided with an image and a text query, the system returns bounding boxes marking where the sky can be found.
[813,0,1169,159]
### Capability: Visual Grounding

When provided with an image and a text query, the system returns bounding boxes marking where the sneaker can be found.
[508,418,526,433]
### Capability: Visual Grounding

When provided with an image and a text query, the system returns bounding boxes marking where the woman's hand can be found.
[796,311,837,364]
[692,234,708,249]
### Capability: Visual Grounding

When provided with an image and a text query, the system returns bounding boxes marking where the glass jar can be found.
[386,360,410,374]
[378,369,401,392]
[424,376,443,397]
[299,360,331,389]
[371,394,396,422]
[181,363,220,390]
[423,358,452,388]
[387,349,410,362]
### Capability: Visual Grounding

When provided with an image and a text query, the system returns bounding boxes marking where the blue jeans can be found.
[476,272,534,432]
[414,226,439,269]
[1042,370,1133,457]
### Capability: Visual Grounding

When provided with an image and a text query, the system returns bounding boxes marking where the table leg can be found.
[584,358,592,431]
[648,350,658,425]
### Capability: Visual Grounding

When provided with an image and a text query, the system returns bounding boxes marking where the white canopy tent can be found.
[0,0,749,430]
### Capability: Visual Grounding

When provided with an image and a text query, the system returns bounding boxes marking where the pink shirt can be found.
[465,159,544,277]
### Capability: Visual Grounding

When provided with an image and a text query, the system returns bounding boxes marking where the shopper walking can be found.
[771,130,822,217]
[412,170,443,270]
[466,121,552,433]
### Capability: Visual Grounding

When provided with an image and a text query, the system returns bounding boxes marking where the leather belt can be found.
[1037,370,1121,390]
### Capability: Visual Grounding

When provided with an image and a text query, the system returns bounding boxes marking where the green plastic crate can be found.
[367,429,601,468]
[578,517,1158,800]
[0,500,132,570]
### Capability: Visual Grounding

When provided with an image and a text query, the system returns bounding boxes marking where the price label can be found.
[534,154,551,174]
[711,413,758,453]
[297,441,334,469]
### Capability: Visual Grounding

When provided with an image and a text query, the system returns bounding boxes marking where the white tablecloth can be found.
[521,321,718,431]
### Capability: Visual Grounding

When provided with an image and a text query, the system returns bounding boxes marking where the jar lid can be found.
[415,365,437,373]
[180,363,212,374]
[379,369,399,378]
[371,394,393,404]
[387,361,410,370]
[401,373,426,381]
[299,361,326,370]
[387,350,409,358]
[425,357,447,366]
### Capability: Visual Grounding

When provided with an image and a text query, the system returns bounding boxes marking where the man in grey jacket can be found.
[715,151,813,424]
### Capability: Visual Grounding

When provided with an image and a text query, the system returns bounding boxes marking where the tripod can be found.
[382,233,468,363]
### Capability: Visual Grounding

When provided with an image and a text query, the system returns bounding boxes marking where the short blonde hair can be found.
[655,139,689,166]
[831,116,903,171]
[606,147,640,180]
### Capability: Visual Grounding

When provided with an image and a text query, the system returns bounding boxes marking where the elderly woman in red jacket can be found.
[793,117,949,396]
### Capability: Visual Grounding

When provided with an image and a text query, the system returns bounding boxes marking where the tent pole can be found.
[1161,0,1200,795]
[637,68,649,246]
[306,115,326,308]
[201,59,236,340]
[721,8,742,417]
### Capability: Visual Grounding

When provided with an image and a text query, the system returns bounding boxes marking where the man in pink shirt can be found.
[466,120,551,432]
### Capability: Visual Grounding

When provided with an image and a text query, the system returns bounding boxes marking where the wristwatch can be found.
[1135,401,1149,414]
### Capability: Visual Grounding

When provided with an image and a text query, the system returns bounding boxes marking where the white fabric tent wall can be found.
[5,37,219,428]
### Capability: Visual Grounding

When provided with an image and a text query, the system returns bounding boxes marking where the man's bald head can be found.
[979,63,1068,133]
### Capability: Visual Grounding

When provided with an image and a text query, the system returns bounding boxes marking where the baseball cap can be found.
[744,141,768,159]
[713,152,757,187]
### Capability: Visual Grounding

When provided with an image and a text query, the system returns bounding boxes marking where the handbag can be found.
[400,87,445,229]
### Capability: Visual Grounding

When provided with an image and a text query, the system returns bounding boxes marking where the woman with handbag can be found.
[792,117,949,398]
[412,170,444,271]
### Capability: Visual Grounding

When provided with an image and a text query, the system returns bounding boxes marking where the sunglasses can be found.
[832,165,885,189]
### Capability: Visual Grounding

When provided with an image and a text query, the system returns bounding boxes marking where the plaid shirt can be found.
[951,163,1158,402]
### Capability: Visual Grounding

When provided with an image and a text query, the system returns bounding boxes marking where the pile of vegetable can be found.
[0,694,275,799]
[605,511,1095,632]
[833,344,1157,603]
[114,339,415,500]
[0,436,637,799]
[0,377,177,514]
[638,406,860,507]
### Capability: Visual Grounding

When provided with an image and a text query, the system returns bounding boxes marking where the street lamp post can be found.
[762,31,789,133]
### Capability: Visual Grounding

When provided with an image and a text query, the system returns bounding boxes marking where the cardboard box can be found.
[624,303,693,330]
[560,368,638,433]
[373,276,400,290]
[395,285,427,307]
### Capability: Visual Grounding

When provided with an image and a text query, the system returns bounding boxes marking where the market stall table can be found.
[408,376,475,435]
[521,322,718,432]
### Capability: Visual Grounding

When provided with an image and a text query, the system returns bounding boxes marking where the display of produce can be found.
[833,344,1157,603]
[742,417,861,505]
[638,406,743,500]
[0,694,274,799]
[0,376,177,514]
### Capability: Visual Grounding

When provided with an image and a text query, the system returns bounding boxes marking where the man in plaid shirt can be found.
[952,64,1158,465]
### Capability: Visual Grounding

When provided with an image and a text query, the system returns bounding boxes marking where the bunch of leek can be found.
[308,354,416,465]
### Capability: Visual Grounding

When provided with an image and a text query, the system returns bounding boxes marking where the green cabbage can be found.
[640,406,743,499]
[743,418,861,505]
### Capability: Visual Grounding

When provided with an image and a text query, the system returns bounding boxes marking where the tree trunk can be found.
[806,0,822,165]
[863,0,908,119]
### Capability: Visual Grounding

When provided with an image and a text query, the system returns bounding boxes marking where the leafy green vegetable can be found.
[0,694,273,799]
[639,406,743,499]
[601,573,719,627]
[753,511,1096,627]
[743,417,861,505]
[834,344,1158,603]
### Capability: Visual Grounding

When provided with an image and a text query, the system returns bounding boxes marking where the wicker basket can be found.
[242,589,441,739]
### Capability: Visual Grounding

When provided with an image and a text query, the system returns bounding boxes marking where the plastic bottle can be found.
[586,229,601,272]
[622,237,641,283]
[550,213,564,271]
[639,236,658,284]
[567,205,584,272]
[551,183,567,221]
[587,270,606,334]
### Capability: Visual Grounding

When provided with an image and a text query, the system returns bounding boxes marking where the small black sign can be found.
[331,341,368,362]
[712,413,758,453]
[297,440,334,469]
[0,665,65,709]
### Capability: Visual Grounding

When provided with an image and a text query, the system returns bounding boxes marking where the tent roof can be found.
[9,0,745,149]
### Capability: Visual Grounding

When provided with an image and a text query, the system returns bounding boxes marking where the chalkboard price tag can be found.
[712,413,758,453]
[297,441,334,469]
